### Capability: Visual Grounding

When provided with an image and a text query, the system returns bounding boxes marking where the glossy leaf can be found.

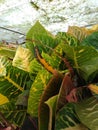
[0,46,15,59]
[29,49,61,75]
[13,46,33,72]
[29,58,43,74]
[26,21,59,54]
[27,69,52,117]
[0,101,26,127]
[41,50,62,70]
[45,95,58,130]
[38,73,63,130]
[0,66,30,100]
[56,124,88,130]
[55,103,88,130]
[39,42,65,73]
[51,42,69,72]
[57,74,74,110]
[56,32,78,46]
[0,56,11,77]
[67,26,88,42]
[75,97,98,130]
[62,44,98,81]
[0,22,98,130]
[81,31,98,49]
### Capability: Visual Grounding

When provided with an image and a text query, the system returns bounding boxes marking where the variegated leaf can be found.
[56,32,78,46]
[45,95,58,130]
[27,69,52,117]
[0,56,11,77]
[67,26,88,42]
[26,21,59,54]
[0,94,9,105]
[75,97,98,130]
[0,66,30,100]
[0,46,15,59]
[62,44,98,82]
[0,101,26,127]
[38,73,63,130]
[55,103,88,130]
[13,46,33,72]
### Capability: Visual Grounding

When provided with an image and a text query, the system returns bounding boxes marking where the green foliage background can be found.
[0,21,98,130]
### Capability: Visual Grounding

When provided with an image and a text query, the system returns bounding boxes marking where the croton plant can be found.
[0,21,98,130]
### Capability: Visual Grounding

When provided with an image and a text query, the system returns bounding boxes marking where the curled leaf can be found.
[57,74,75,110]
[38,73,63,130]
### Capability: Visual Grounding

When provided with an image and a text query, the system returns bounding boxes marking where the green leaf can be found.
[12,46,33,72]
[29,48,61,74]
[41,42,65,72]
[56,32,78,46]
[0,101,26,127]
[75,97,98,130]
[26,21,59,54]
[55,103,88,130]
[62,44,98,82]
[29,58,43,74]
[38,73,63,130]
[52,42,68,72]
[81,31,98,49]
[0,46,15,59]
[56,124,88,130]
[45,95,58,130]
[41,51,60,69]
[0,66,30,100]
[27,69,52,117]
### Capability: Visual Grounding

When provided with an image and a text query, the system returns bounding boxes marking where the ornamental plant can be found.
[0,21,98,130]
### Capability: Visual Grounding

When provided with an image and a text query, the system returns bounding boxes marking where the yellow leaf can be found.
[67,26,88,42]
[0,93,9,105]
[88,84,98,94]
[67,25,98,42]
[91,24,98,31]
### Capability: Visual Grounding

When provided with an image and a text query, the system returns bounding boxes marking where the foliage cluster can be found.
[0,21,98,130]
